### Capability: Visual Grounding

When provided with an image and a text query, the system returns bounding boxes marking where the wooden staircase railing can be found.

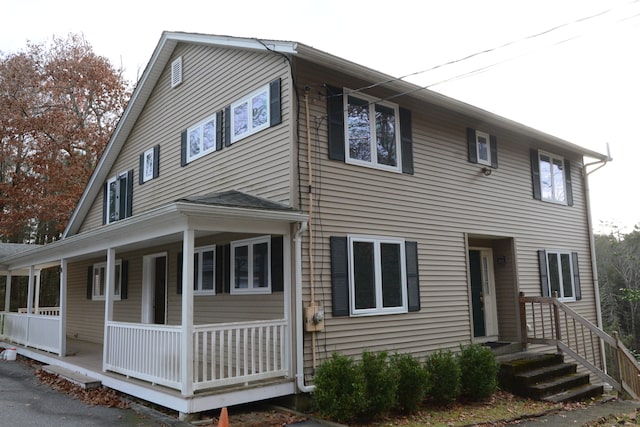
[519,292,640,400]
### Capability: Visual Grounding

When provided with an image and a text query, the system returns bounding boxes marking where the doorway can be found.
[468,248,498,341]
[142,253,167,324]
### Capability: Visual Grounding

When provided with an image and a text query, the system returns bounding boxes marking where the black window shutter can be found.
[490,135,498,169]
[564,159,573,206]
[138,153,145,185]
[330,236,349,316]
[405,241,420,312]
[271,235,284,292]
[177,252,182,294]
[400,108,414,175]
[224,106,232,147]
[215,246,223,294]
[125,169,133,218]
[180,130,187,167]
[572,252,581,300]
[530,149,542,200]
[223,244,230,293]
[87,265,94,300]
[216,110,223,151]
[467,128,477,164]
[102,184,108,225]
[269,78,281,127]
[326,85,345,161]
[153,145,160,179]
[538,250,549,297]
[120,260,128,300]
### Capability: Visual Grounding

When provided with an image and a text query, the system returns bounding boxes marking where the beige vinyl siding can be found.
[293,59,597,371]
[78,43,293,233]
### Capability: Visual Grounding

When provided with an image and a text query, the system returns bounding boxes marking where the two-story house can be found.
[0,32,615,419]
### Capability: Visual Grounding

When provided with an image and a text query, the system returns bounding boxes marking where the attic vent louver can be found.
[171,57,182,88]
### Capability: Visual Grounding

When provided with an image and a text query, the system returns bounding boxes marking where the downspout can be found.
[294,221,314,392]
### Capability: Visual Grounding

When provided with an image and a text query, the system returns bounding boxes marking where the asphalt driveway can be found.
[0,357,187,426]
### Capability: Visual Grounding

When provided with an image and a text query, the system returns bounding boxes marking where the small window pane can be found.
[477,135,488,162]
[234,245,249,289]
[234,102,249,137]
[548,253,560,296]
[253,242,269,288]
[540,155,552,200]
[94,267,105,297]
[381,243,402,307]
[189,127,201,157]
[252,91,268,129]
[201,250,214,290]
[561,253,573,298]
[203,119,215,151]
[114,264,121,296]
[347,96,371,162]
[193,254,199,290]
[552,159,565,202]
[353,241,375,309]
[375,104,397,167]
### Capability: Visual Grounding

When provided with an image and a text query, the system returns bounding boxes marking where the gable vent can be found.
[171,57,182,88]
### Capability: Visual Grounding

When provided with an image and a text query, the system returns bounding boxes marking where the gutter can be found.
[294,221,314,393]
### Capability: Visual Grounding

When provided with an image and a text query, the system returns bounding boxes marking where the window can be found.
[193,245,216,295]
[231,236,271,294]
[467,128,497,168]
[92,260,122,300]
[326,86,413,174]
[538,250,581,302]
[139,145,159,184]
[104,170,133,224]
[187,114,219,163]
[530,149,573,205]
[230,85,271,143]
[344,92,401,171]
[171,57,182,88]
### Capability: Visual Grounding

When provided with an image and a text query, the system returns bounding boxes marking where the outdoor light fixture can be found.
[482,167,492,176]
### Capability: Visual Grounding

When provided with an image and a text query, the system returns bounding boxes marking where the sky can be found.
[3,0,639,234]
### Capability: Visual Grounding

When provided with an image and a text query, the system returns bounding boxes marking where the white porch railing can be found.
[192,319,288,391]
[104,321,182,390]
[18,307,60,316]
[0,311,61,354]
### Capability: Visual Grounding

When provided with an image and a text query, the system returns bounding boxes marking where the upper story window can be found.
[187,113,219,163]
[104,170,133,224]
[326,86,413,174]
[467,128,497,168]
[538,250,581,302]
[530,149,574,206]
[231,236,271,294]
[193,245,216,295]
[92,260,122,300]
[230,85,270,144]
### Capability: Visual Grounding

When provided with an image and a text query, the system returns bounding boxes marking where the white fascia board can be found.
[162,32,298,54]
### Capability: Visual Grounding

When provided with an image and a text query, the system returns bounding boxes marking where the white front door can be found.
[469,248,499,341]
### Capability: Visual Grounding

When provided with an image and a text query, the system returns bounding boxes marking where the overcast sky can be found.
[3,0,639,233]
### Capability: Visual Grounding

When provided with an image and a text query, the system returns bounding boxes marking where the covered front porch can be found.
[0,194,308,415]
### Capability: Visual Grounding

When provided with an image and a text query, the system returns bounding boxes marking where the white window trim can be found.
[194,245,216,296]
[348,235,408,316]
[171,56,182,88]
[475,130,492,167]
[142,147,155,183]
[92,260,122,301]
[186,113,218,164]
[538,150,567,205]
[106,171,129,225]
[343,89,402,173]
[230,84,270,144]
[546,250,576,302]
[230,235,271,295]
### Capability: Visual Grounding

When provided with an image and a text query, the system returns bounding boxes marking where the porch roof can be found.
[0,197,307,272]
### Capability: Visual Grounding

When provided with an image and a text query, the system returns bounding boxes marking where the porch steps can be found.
[41,365,102,390]
[498,353,603,403]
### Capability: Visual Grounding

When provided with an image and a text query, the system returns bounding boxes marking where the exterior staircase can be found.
[498,353,603,403]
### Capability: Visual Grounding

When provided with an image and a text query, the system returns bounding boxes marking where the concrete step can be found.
[41,365,102,389]
[515,362,577,386]
[528,372,590,399]
[542,383,604,403]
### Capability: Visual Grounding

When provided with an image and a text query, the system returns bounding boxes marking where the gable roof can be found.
[63,31,609,238]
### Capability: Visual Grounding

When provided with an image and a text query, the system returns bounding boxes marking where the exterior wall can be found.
[292,59,598,376]
[79,42,294,233]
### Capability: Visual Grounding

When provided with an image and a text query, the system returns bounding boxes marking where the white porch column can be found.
[102,248,116,371]
[34,271,41,313]
[27,265,35,314]
[181,228,195,396]
[59,259,67,357]
[4,272,11,312]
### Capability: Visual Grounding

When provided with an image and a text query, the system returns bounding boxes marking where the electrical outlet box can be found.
[304,303,325,332]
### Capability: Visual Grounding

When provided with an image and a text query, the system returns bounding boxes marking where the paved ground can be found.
[515,398,640,426]
[0,358,189,427]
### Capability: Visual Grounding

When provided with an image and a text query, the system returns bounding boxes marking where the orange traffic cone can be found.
[217,407,229,427]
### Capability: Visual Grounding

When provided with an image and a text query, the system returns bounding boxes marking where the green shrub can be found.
[458,344,498,400]
[360,350,397,419]
[391,352,429,413]
[424,349,460,405]
[313,352,365,422]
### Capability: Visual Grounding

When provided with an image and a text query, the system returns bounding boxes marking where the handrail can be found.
[520,292,640,400]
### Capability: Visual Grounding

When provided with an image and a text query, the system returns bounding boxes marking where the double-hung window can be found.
[230,85,270,143]
[187,114,218,163]
[344,92,401,172]
[231,236,271,294]
[193,245,216,295]
[92,260,122,300]
[539,250,581,302]
[531,149,573,205]
[348,236,407,315]
[105,170,133,224]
